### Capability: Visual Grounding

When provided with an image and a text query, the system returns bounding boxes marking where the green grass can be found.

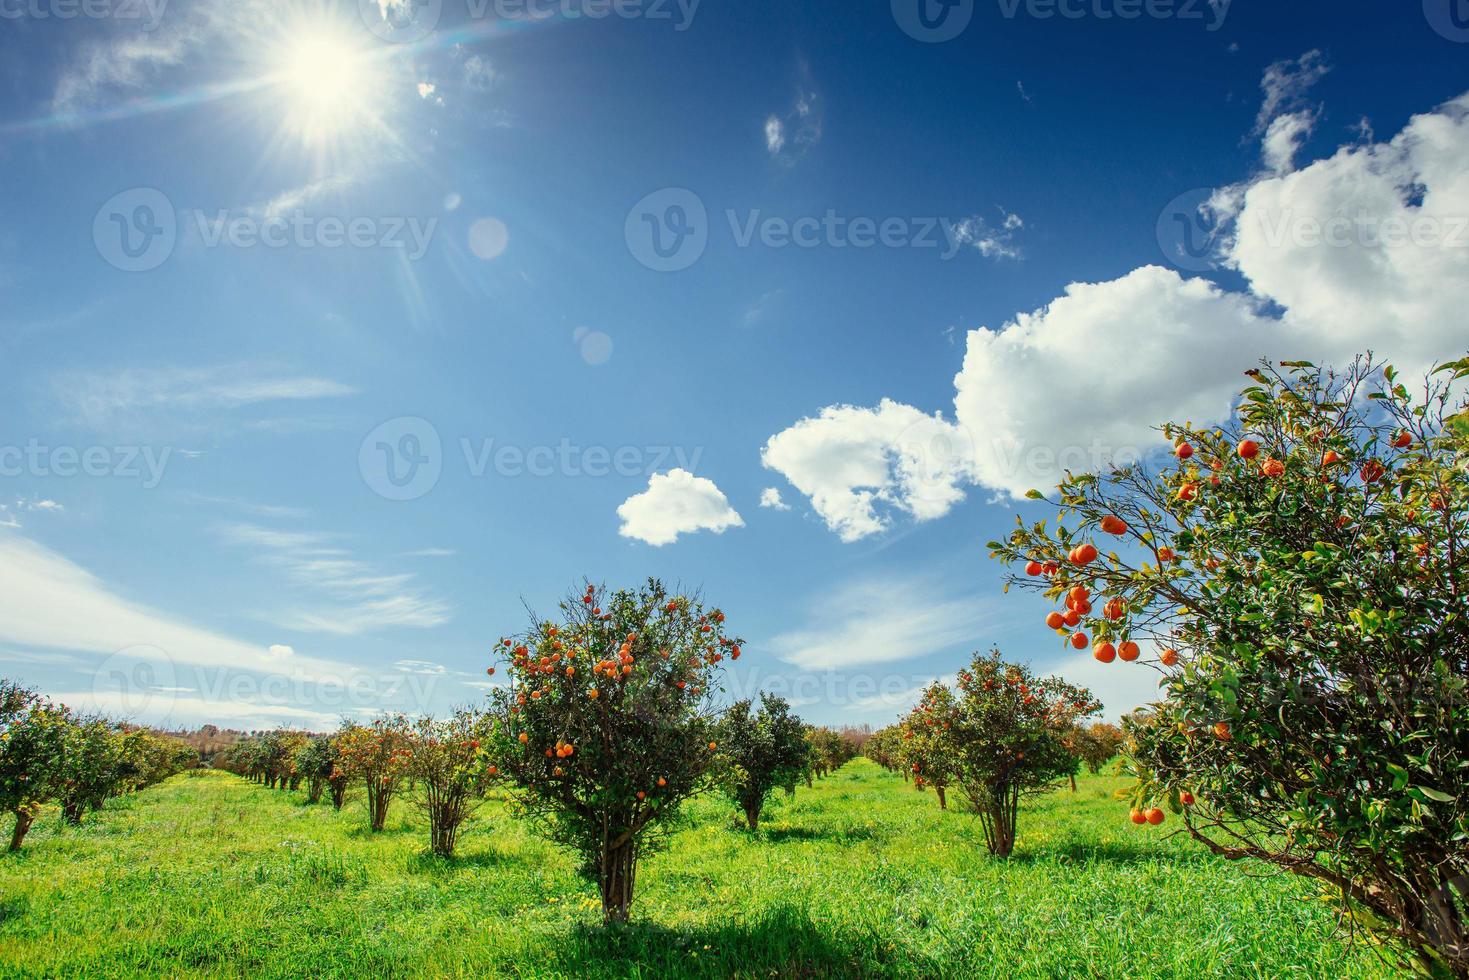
[0,761,1395,978]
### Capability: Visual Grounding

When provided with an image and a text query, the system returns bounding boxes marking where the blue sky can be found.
[2,0,1467,731]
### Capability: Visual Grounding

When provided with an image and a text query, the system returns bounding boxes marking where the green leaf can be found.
[1415,785,1455,803]
[1024,489,1044,500]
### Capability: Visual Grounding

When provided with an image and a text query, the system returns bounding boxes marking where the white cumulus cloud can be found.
[617,469,744,546]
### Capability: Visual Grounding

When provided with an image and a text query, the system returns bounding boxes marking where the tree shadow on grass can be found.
[405,849,508,875]
[759,824,883,845]
[546,906,891,979]
[1004,838,1214,867]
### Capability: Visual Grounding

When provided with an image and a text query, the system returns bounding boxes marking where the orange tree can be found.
[58,715,123,825]
[988,356,1469,974]
[334,716,414,831]
[294,735,336,805]
[483,579,740,923]
[0,683,71,851]
[1069,721,1125,776]
[407,709,497,857]
[715,693,810,830]
[898,682,961,810]
[951,651,1099,856]
[864,726,902,775]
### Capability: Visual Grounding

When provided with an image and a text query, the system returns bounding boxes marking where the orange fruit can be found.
[1045,611,1065,630]
[1175,442,1194,460]
[1129,808,1147,825]
[1100,515,1128,536]
[1093,642,1117,663]
[1070,631,1089,650]
[1159,648,1180,667]
[1146,807,1165,825]
[1118,641,1140,662]
[1237,439,1259,459]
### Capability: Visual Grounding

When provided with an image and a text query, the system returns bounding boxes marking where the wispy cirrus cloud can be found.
[51,364,357,435]
[220,523,452,635]
[769,574,993,670]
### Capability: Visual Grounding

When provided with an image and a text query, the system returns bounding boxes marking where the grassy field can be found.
[0,761,1395,978]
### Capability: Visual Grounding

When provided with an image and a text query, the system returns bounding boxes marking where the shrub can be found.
[950,651,1099,857]
[407,710,497,857]
[988,355,1469,973]
[898,683,962,809]
[334,717,413,831]
[716,694,810,830]
[0,683,70,851]
[484,579,739,923]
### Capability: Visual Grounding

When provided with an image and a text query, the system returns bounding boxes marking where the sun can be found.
[270,29,374,143]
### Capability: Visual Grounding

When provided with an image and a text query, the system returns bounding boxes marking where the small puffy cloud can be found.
[764,116,785,155]
[759,487,790,511]
[764,67,822,163]
[1255,50,1329,135]
[617,469,744,546]
[267,644,294,658]
[951,210,1025,260]
[761,399,973,542]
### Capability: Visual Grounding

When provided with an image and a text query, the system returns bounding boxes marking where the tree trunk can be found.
[745,805,760,831]
[600,840,638,924]
[429,793,464,857]
[330,782,346,810]
[61,801,83,826]
[1070,773,1077,793]
[367,782,392,831]
[9,810,34,852]
[935,784,947,810]
[307,778,324,805]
